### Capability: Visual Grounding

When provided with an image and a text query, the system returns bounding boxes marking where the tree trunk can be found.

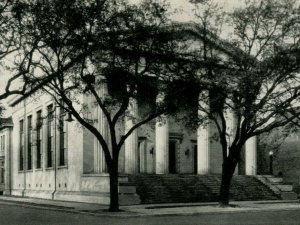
[219,157,238,206]
[109,163,120,212]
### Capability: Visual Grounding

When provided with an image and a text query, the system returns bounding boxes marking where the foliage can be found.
[0,0,299,211]
[8,0,180,212]
[192,0,300,205]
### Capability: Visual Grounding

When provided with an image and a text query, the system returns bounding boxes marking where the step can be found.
[276,185,293,192]
[132,175,280,204]
[119,185,136,194]
[281,192,298,200]
[267,177,283,183]
[118,176,129,183]
[119,194,140,205]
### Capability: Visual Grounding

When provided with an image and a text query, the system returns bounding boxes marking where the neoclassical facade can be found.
[0,87,258,204]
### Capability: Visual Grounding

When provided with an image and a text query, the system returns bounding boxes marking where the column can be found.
[245,136,257,175]
[124,98,138,174]
[155,118,168,174]
[94,82,108,173]
[226,109,239,174]
[226,110,236,150]
[155,92,168,174]
[197,126,210,174]
[197,91,210,174]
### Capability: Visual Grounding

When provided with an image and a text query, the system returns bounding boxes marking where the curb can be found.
[0,198,300,218]
[0,199,141,218]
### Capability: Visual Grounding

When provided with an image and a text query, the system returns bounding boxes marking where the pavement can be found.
[0,195,299,217]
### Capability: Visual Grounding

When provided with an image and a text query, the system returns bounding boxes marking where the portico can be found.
[85,76,257,176]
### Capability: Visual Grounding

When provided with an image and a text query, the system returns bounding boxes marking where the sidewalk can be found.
[0,195,299,217]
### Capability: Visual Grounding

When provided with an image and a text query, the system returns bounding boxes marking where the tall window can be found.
[0,135,5,152]
[59,105,67,166]
[0,161,4,184]
[27,115,32,170]
[36,110,42,169]
[19,120,24,171]
[47,105,54,168]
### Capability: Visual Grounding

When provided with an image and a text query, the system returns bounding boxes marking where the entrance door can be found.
[169,140,177,174]
[0,159,4,193]
[193,144,198,174]
[138,139,146,173]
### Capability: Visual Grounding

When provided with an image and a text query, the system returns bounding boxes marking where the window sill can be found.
[26,170,33,172]
[57,165,68,170]
[35,168,43,171]
[45,167,54,170]
[81,173,109,177]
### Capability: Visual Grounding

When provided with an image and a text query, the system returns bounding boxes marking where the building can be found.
[0,82,258,204]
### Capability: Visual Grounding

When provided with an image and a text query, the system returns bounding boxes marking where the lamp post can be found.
[269,151,274,175]
[65,112,74,122]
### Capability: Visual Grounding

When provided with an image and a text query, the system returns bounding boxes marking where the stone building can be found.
[0,85,258,204]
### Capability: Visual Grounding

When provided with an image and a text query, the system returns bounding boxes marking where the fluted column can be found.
[155,118,168,174]
[124,98,138,174]
[197,126,210,174]
[226,110,236,150]
[245,136,257,175]
[155,92,168,174]
[94,82,108,173]
[226,109,238,174]
[197,91,210,174]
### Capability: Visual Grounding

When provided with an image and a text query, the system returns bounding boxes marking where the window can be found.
[59,105,67,166]
[0,161,4,184]
[19,120,24,171]
[0,135,5,152]
[27,115,33,170]
[47,105,54,168]
[36,110,42,169]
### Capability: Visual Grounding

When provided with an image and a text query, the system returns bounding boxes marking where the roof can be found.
[163,22,250,59]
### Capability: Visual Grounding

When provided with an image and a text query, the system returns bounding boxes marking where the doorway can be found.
[193,144,198,174]
[138,138,146,173]
[169,140,177,174]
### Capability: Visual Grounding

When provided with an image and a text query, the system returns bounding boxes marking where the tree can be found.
[192,0,300,206]
[0,0,25,101]
[0,0,95,113]
[10,0,187,212]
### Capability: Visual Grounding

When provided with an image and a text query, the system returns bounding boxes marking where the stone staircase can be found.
[256,175,298,200]
[118,176,140,205]
[125,174,279,204]
[231,175,279,201]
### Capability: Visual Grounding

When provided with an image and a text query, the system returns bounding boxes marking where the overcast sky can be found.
[165,0,244,22]
[128,0,245,22]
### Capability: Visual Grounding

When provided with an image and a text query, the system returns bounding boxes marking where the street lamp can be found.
[65,112,74,122]
[269,151,274,175]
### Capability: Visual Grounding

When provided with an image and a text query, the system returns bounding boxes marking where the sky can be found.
[128,0,245,22]
[164,0,244,22]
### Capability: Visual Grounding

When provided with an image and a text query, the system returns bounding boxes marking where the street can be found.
[0,201,300,225]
